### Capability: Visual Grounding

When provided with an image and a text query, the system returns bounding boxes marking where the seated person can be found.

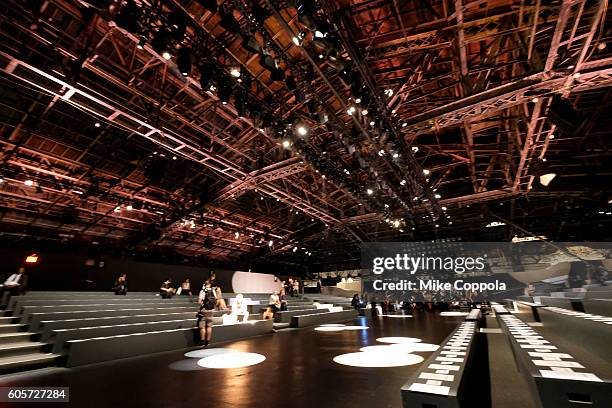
[159,279,176,299]
[268,291,281,314]
[230,293,249,322]
[351,294,361,310]
[178,278,193,299]
[112,273,127,295]
[215,286,228,310]
[262,306,274,320]
[0,267,27,302]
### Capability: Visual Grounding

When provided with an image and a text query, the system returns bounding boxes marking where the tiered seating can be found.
[401,318,479,406]
[515,301,548,322]
[0,290,361,373]
[497,313,611,408]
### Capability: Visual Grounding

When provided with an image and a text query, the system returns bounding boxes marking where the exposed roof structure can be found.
[0,0,610,272]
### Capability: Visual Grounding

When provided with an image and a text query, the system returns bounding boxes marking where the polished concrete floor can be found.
[0,313,539,408]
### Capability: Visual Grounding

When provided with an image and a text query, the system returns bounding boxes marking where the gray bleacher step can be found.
[273,323,290,330]
[0,324,27,334]
[0,342,47,357]
[0,316,20,324]
[0,332,35,344]
[0,352,61,374]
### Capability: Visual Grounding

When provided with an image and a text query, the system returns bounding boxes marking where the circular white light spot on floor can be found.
[197,352,265,369]
[315,326,345,331]
[333,352,423,367]
[380,314,412,318]
[440,311,469,316]
[168,359,207,371]
[360,344,415,353]
[185,348,238,358]
[410,343,440,352]
[376,337,422,344]
[342,325,369,330]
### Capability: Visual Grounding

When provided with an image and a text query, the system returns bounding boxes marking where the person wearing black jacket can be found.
[197,281,216,347]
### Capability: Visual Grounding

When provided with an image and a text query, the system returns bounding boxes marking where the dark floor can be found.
[0,313,540,408]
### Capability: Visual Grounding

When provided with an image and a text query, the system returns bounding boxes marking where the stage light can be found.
[400,180,406,186]
[423,169,430,175]
[197,352,265,369]
[177,47,192,76]
[597,42,607,50]
[369,121,375,126]
[347,106,356,115]
[293,246,298,252]
[434,193,441,199]
[94,122,101,127]
[25,254,39,264]
[392,153,399,159]
[234,232,240,239]
[296,125,308,136]
[361,109,368,116]
[441,206,447,211]
[402,122,407,127]
[333,352,423,368]
[24,180,33,186]
[384,89,393,97]
[376,337,422,344]
[282,140,291,148]
[268,240,273,247]
[126,204,133,211]
[366,188,373,195]
[314,30,325,38]
[532,159,557,186]
[393,220,400,228]
[114,206,121,213]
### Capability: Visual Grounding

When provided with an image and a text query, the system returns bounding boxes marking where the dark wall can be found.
[0,248,233,292]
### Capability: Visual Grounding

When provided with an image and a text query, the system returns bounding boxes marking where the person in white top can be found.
[230,293,249,322]
[0,267,27,299]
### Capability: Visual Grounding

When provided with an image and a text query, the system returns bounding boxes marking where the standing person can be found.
[159,279,176,299]
[197,281,216,347]
[292,279,300,297]
[112,273,127,295]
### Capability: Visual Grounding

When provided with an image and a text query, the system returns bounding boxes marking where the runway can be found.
[0,313,537,408]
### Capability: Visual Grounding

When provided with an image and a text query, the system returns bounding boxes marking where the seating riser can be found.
[290,310,359,328]
[20,302,194,320]
[28,307,196,331]
[64,320,273,367]
[52,319,195,353]
[538,308,612,361]
[38,312,199,341]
